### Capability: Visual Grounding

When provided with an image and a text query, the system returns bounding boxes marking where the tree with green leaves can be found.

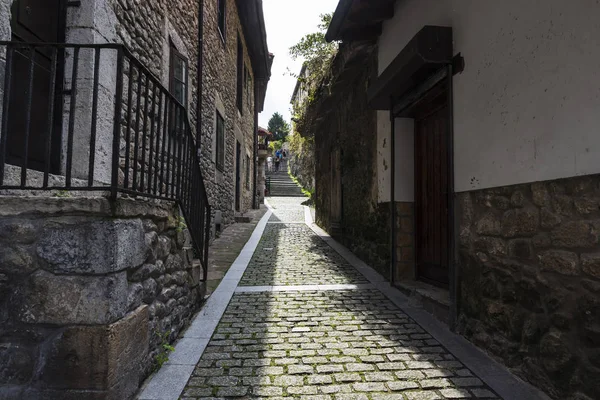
[289,13,334,66]
[288,13,337,100]
[267,112,290,142]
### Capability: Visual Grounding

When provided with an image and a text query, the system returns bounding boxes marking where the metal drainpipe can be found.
[253,84,258,209]
[196,0,204,153]
[390,99,396,285]
[447,63,458,331]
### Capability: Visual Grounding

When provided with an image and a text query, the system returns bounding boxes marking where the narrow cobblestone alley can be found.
[140,197,549,400]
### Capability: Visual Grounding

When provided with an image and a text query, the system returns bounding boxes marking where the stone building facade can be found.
[0,0,270,398]
[198,0,270,229]
[325,0,600,398]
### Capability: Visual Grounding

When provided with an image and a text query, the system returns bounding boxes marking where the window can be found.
[217,0,226,41]
[245,155,251,189]
[216,111,225,171]
[169,43,188,107]
[236,33,243,112]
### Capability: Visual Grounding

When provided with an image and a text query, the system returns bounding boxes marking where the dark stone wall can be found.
[314,46,391,279]
[0,197,205,399]
[456,174,600,400]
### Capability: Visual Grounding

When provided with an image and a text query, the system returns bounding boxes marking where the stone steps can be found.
[266,171,305,197]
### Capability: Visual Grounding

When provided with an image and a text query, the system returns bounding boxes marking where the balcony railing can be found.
[0,42,210,276]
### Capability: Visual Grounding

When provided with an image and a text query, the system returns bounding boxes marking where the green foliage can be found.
[153,330,175,371]
[288,14,334,63]
[53,190,71,198]
[175,216,187,233]
[267,112,290,142]
[268,140,283,152]
[289,13,338,135]
[288,166,314,199]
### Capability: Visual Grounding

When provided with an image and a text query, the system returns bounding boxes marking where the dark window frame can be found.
[217,0,226,43]
[215,110,225,172]
[236,33,243,113]
[169,42,189,108]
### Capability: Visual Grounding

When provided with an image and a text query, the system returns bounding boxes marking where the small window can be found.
[169,43,188,107]
[245,155,251,189]
[217,0,226,41]
[236,33,243,112]
[216,111,225,171]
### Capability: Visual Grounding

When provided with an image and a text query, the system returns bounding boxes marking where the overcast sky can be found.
[258,0,339,128]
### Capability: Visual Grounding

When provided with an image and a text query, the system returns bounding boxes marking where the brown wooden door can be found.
[7,0,64,173]
[414,99,449,287]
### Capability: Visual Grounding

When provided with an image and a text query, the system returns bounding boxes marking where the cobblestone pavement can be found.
[180,197,502,400]
[267,197,307,223]
[238,224,368,286]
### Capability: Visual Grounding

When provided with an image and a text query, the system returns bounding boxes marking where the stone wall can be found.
[288,134,315,194]
[314,44,392,279]
[0,197,205,399]
[456,174,600,400]
[199,0,257,226]
[395,202,415,281]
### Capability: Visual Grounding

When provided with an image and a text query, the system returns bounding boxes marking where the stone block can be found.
[531,182,551,207]
[581,253,600,279]
[510,191,525,208]
[0,220,37,244]
[127,282,144,311]
[551,221,598,248]
[0,244,37,275]
[474,237,507,256]
[157,236,172,260]
[539,331,574,374]
[399,217,413,233]
[396,233,413,247]
[475,213,502,236]
[574,196,600,215]
[0,342,35,385]
[165,253,184,272]
[142,278,158,304]
[538,250,579,276]
[131,263,160,282]
[508,239,533,259]
[16,270,128,325]
[38,305,148,398]
[540,207,561,229]
[36,219,146,275]
[501,208,539,238]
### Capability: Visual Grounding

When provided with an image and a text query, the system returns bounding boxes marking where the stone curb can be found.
[303,206,551,400]
[136,208,274,400]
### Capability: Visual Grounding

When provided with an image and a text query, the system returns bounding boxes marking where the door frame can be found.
[390,64,456,326]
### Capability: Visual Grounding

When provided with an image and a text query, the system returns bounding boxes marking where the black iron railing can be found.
[0,42,210,276]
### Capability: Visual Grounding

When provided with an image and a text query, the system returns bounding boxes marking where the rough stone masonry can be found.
[0,196,205,399]
[457,174,600,399]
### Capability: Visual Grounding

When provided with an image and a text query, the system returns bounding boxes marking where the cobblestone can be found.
[179,198,501,399]
[238,223,368,286]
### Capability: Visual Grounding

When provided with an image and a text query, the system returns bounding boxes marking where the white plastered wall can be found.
[378,113,414,202]
[377,0,600,199]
